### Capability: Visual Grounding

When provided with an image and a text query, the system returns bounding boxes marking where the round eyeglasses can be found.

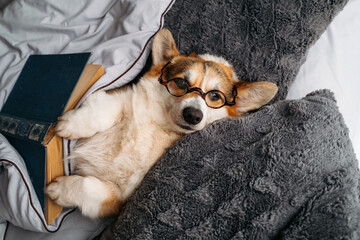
[158,62,237,109]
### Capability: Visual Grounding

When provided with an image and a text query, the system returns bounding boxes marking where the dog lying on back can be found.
[45,29,278,218]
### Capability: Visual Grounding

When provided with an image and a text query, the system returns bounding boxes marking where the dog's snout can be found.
[183,107,203,125]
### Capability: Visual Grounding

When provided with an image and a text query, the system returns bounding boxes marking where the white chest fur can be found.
[67,78,181,199]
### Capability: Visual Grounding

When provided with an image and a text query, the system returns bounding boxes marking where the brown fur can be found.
[98,184,123,217]
[46,29,278,219]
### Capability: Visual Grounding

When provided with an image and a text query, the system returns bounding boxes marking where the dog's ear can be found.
[231,81,278,115]
[152,29,179,65]
[189,52,198,57]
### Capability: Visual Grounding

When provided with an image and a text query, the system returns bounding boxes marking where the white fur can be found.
[45,175,111,218]
[45,30,276,219]
[199,53,231,67]
[200,53,239,81]
[55,90,122,139]
[47,63,231,218]
[47,76,186,218]
[175,96,207,131]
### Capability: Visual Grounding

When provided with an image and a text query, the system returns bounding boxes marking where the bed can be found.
[0,0,359,239]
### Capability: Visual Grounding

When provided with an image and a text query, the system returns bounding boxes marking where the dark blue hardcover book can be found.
[0,53,92,224]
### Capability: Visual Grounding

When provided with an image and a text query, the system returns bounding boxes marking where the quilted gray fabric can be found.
[112,90,360,239]
[164,0,348,101]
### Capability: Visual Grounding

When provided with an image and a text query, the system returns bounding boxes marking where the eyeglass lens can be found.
[167,78,226,108]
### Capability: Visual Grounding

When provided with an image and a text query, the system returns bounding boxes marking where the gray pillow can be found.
[164,0,349,101]
[112,90,360,239]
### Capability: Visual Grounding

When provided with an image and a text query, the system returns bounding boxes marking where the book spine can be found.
[0,113,51,143]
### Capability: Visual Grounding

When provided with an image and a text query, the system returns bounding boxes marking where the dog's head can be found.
[147,29,278,134]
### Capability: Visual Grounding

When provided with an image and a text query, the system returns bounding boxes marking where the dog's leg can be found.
[45,175,122,218]
[55,90,122,139]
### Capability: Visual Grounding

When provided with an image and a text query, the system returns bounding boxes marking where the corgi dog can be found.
[45,29,278,219]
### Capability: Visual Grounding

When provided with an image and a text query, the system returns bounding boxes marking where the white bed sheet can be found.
[287,0,360,167]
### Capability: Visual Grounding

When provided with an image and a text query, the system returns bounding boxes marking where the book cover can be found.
[0,53,104,224]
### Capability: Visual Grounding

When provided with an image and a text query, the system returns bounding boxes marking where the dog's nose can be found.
[183,107,203,125]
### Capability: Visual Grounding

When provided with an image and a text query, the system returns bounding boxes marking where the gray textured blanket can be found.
[109,0,360,239]
[164,0,348,102]
[113,90,360,239]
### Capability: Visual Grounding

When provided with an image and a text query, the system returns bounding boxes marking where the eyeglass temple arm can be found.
[158,61,171,84]
[226,88,238,106]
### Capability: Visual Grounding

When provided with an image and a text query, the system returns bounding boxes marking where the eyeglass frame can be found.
[158,61,237,109]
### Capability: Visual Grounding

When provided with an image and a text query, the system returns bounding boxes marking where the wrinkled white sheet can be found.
[287,0,360,167]
[0,0,174,238]
[0,0,172,103]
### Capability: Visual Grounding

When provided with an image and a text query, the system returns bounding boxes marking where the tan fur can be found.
[98,184,123,217]
[45,29,278,219]
[234,81,278,113]
[151,28,179,65]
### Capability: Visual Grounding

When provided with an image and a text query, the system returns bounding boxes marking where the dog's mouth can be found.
[178,124,193,131]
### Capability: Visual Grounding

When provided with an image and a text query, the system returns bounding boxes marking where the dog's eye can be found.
[205,91,226,108]
[167,78,188,96]
[208,92,221,101]
[173,78,188,90]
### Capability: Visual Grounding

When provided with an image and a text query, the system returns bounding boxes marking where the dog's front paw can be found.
[55,111,80,140]
[45,177,76,207]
